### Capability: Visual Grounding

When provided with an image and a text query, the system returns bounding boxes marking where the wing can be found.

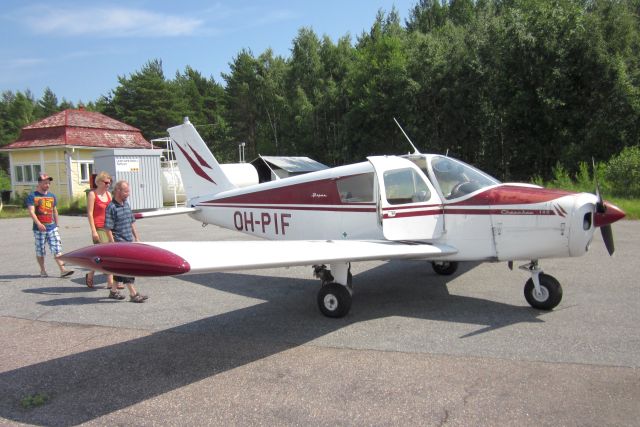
[61,240,458,277]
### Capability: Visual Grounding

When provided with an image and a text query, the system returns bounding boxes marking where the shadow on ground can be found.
[0,260,543,425]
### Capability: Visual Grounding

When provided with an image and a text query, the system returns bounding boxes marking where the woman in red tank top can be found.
[85,171,115,288]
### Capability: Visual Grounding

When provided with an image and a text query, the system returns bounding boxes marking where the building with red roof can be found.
[0,108,153,202]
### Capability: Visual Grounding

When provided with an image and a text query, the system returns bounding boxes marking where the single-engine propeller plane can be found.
[62,118,625,317]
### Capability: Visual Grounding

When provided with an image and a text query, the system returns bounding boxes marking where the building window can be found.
[14,164,42,183]
[79,162,93,183]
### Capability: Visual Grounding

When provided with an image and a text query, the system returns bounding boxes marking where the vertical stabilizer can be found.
[168,119,235,201]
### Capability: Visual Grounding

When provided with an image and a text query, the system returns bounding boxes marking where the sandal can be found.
[108,291,125,300]
[85,273,94,288]
[60,270,74,278]
[129,293,148,303]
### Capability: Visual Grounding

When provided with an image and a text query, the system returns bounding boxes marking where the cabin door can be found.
[368,156,444,240]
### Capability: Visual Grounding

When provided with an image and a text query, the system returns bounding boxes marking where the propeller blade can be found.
[592,157,606,213]
[601,224,615,256]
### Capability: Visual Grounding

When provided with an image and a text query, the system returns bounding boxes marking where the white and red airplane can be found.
[62,118,625,317]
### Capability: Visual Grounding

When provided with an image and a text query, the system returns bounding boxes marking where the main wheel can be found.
[524,274,563,310]
[317,283,352,318]
[431,261,458,276]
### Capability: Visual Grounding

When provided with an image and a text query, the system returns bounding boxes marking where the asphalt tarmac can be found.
[0,214,638,426]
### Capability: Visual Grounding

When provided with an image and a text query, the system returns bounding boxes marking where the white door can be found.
[368,156,444,240]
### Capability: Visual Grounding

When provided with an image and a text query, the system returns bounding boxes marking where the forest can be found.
[1,0,639,186]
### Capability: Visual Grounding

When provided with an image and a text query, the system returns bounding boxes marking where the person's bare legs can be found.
[36,256,46,276]
[55,254,72,275]
[126,283,137,298]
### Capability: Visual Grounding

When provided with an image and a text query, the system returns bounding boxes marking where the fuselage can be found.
[187,154,624,262]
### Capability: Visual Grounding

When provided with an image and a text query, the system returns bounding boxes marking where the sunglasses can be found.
[101,181,111,185]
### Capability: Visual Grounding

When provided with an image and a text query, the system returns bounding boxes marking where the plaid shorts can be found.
[33,228,62,257]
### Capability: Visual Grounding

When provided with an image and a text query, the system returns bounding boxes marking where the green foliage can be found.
[547,162,575,190]
[57,196,87,215]
[605,145,640,197]
[99,59,183,140]
[20,392,50,409]
[0,169,10,190]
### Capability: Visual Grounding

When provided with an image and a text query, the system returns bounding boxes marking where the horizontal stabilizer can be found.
[134,207,199,219]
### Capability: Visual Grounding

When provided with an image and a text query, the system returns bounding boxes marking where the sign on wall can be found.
[115,158,140,172]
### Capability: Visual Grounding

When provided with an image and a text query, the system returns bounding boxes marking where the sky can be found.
[0,0,417,104]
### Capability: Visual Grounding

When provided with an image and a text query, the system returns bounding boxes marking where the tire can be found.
[317,283,352,318]
[524,274,563,310]
[431,261,458,276]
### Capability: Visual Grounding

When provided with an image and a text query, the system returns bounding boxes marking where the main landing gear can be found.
[519,260,563,310]
[313,263,352,318]
[431,261,459,276]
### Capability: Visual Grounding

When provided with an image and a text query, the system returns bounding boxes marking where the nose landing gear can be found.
[519,261,563,310]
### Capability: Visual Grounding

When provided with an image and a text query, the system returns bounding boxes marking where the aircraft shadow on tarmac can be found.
[0,274,51,281]
[0,260,545,425]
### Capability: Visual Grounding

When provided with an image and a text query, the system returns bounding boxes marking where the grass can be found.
[606,197,640,220]
[0,197,87,219]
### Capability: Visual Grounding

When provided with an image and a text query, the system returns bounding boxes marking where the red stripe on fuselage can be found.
[201,183,569,216]
[199,202,376,213]
[204,177,344,205]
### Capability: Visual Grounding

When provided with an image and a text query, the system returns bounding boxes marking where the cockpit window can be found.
[383,168,431,205]
[431,156,500,199]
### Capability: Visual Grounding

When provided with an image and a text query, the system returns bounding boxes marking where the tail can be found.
[168,118,235,202]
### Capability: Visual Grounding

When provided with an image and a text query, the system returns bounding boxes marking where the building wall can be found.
[8,147,105,203]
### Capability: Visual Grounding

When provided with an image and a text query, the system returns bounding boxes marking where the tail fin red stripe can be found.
[173,141,217,184]
[189,143,213,169]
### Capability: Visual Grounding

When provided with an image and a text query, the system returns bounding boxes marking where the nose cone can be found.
[594,201,626,227]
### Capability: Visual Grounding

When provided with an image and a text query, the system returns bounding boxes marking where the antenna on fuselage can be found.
[393,117,421,155]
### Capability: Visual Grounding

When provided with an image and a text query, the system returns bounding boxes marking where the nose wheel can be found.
[520,261,563,310]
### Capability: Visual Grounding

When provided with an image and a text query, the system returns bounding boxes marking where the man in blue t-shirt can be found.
[104,180,148,303]
[26,172,74,278]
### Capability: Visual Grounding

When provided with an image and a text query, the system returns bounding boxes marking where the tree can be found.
[172,66,231,159]
[101,59,182,140]
[36,87,59,117]
[223,50,261,160]
[346,8,417,160]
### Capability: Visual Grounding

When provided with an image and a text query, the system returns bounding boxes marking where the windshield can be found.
[430,156,500,200]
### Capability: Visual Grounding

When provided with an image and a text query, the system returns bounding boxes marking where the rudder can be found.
[168,118,235,202]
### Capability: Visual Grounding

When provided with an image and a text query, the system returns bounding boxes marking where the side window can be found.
[337,173,374,203]
[383,168,430,205]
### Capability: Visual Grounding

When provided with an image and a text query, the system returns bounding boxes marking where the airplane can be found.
[62,118,626,317]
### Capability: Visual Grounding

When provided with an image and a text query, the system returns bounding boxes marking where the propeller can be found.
[592,158,616,255]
